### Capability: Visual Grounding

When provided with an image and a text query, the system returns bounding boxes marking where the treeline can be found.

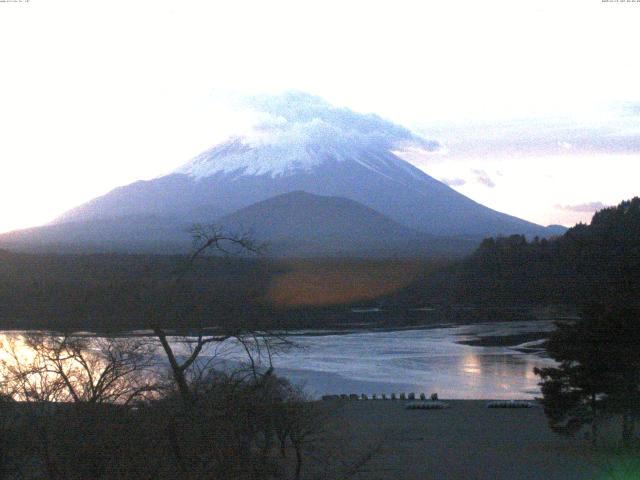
[404,197,640,308]
[0,252,276,331]
[0,251,441,331]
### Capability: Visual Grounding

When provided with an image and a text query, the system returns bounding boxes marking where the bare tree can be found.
[152,223,269,405]
[274,391,325,480]
[1,334,67,403]
[0,332,163,480]
[1,333,159,405]
[150,224,286,476]
[154,330,234,405]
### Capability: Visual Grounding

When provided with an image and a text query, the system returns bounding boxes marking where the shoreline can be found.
[0,316,556,343]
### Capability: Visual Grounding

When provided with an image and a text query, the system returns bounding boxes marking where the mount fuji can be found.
[0,92,562,256]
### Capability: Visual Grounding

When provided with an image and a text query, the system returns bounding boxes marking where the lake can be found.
[266,320,557,400]
[0,320,558,400]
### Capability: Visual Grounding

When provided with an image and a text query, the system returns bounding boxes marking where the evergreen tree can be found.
[535,305,640,448]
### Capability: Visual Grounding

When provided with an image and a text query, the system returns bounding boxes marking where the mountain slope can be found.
[0,192,477,257]
[59,142,548,237]
[2,92,563,254]
[218,191,476,257]
[0,214,192,253]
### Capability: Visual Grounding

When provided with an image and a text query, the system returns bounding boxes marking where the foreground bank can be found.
[311,399,630,479]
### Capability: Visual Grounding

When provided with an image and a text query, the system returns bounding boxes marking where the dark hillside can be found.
[398,197,640,308]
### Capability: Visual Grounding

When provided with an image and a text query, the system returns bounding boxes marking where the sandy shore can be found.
[308,400,613,480]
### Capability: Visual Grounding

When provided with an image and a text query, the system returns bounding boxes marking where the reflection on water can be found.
[0,333,160,403]
[0,320,557,401]
[267,321,557,400]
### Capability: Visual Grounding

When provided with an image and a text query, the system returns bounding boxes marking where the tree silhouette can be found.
[535,304,640,448]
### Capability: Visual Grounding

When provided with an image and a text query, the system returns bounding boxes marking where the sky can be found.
[0,0,639,233]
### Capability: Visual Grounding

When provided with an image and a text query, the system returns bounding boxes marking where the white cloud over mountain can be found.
[239,92,440,153]
[177,92,442,178]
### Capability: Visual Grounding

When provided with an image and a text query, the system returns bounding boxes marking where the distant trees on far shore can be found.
[408,197,640,307]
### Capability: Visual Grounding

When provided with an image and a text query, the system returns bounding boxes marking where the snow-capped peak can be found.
[174,92,439,179]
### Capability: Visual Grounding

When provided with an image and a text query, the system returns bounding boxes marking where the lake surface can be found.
[266,321,557,400]
[0,320,558,400]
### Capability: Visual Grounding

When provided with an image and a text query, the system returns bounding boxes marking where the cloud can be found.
[441,177,466,187]
[623,102,640,116]
[471,169,496,188]
[555,201,608,213]
[238,91,440,153]
[414,103,640,159]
